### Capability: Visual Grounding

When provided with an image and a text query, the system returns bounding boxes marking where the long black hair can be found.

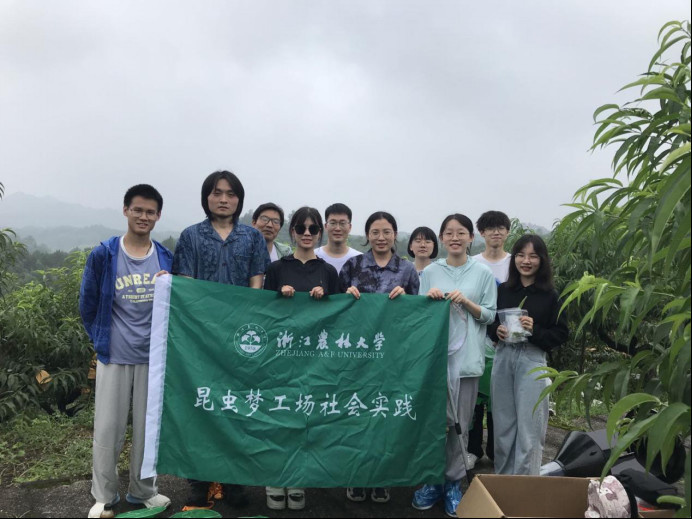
[507,234,554,291]
[201,170,245,223]
[363,211,398,252]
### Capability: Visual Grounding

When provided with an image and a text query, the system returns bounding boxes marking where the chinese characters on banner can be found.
[143,275,449,488]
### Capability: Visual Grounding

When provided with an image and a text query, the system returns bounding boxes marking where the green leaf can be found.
[651,156,691,257]
[645,403,691,472]
[606,393,660,441]
[592,103,620,123]
[114,506,168,518]
[169,511,223,518]
[649,35,688,71]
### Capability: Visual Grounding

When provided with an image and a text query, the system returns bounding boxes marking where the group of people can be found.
[79,170,568,519]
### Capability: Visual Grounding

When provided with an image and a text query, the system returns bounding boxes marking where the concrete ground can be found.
[0,420,597,518]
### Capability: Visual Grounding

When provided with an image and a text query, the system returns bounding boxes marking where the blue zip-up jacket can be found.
[79,236,173,364]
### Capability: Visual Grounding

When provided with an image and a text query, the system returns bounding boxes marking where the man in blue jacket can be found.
[80,184,172,519]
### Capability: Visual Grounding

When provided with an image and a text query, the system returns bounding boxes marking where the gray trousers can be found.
[445,376,479,481]
[490,343,549,475]
[92,361,157,503]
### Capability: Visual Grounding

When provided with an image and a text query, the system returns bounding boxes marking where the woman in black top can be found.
[264,207,339,297]
[262,206,339,511]
[489,234,568,475]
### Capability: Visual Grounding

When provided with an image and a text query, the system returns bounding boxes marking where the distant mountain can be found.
[14,226,179,252]
[0,192,187,231]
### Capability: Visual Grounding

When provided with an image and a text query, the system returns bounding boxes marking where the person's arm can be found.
[488,284,506,342]
[263,262,279,291]
[248,229,271,283]
[405,264,420,295]
[339,257,354,293]
[172,229,194,277]
[79,248,102,341]
[530,291,569,352]
[326,265,340,295]
[249,274,264,289]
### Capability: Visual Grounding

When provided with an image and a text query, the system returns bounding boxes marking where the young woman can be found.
[407,226,439,275]
[262,207,339,510]
[490,234,568,476]
[339,211,419,504]
[411,214,497,518]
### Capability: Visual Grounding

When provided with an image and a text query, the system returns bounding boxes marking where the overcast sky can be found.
[0,1,688,233]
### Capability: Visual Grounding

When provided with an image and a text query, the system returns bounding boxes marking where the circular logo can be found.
[234,323,268,357]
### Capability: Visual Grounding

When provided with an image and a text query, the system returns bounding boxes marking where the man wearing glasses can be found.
[315,203,361,273]
[252,202,292,261]
[80,184,172,518]
[465,210,512,471]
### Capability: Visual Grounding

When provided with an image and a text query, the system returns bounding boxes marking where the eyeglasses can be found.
[369,230,394,238]
[326,220,350,229]
[485,226,508,234]
[258,215,281,226]
[443,231,469,239]
[294,224,321,236]
[129,208,158,219]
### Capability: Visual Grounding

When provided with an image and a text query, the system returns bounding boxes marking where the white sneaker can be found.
[88,495,119,518]
[466,453,478,470]
[287,488,305,510]
[125,493,171,510]
[266,486,286,510]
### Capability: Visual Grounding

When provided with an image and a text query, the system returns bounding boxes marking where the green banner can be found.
[144,275,449,488]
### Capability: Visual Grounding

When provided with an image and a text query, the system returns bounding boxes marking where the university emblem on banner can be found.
[234,323,268,357]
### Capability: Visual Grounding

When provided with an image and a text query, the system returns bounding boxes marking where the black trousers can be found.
[467,402,494,460]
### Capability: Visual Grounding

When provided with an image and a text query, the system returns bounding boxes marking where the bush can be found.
[0,251,93,421]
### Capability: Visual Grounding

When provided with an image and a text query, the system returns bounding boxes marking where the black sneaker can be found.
[223,484,249,508]
[346,487,367,502]
[182,482,213,511]
[371,487,390,503]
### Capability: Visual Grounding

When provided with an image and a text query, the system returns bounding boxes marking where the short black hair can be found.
[507,234,554,291]
[252,202,285,228]
[324,203,353,222]
[476,210,511,232]
[289,206,324,246]
[439,214,474,237]
[200,170,244,222]
[123,184,163,212]
[363,211,398,252]
[407,226,439,259]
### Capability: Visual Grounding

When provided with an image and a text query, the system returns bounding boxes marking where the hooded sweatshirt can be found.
[420,256,497,378]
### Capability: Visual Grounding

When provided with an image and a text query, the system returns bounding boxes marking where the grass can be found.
[548,393,609,431]
[0,402,132,486]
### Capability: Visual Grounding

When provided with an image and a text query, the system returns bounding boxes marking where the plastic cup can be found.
[497,308,530,343]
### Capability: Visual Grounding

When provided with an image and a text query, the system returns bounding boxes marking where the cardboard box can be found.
[457,474,591,518]
[456,474,676,518]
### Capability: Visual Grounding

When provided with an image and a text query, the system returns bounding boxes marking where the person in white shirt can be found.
[315,203,361,273]
[466,210,512,469]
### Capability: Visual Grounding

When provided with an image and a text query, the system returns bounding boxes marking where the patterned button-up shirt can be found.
[172,219,270,286]
[339,250,419,295]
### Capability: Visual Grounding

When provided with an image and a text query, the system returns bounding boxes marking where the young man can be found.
[173,170,270,510]
[466,210,512,469]
[314,203,361,273]
[80,185,172,519]
[252,202,292,261]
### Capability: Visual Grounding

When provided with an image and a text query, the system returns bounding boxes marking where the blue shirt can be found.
[172,219,270,285]
[339,250,419,295]
[110,237,161,364]
[79,236,173,364]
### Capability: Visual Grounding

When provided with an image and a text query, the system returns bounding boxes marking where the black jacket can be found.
[489,282,569,353]
[264,255,340,295]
